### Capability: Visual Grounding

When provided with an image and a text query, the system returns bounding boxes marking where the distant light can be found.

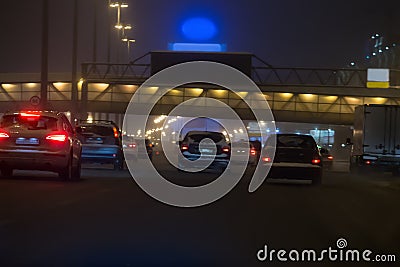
[350,62,355,66]
[378,49,383,53]
[371,36,375,39]
[169,42,225,52]
[385,46,389,50]
[276,128,280,133]
[375,33,379,37]
[182,17,217,41]
[372,52,377,56]
[366,56,371,59]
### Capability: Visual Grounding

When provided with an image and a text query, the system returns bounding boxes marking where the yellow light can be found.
[279,93,293,99]
[89,83,109,91]
[299,94,317,101]
[1,84,17,90]
[25,83,39,88]
[344,97,362,104]
[237,91,248,98]
[187,88,203,96]
[115,24,123,29]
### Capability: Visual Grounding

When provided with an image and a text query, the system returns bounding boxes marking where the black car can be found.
[178,131,230,172]
[262,134,322,185]
[0,110,82,180]
[76,120,123,170]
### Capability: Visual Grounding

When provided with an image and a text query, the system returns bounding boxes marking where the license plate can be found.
[16,137,39,145]
[200,148,213,153]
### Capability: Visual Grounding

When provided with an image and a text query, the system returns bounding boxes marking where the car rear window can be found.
[1,115,58,130]
[276,135,315,148]
[186,133,224,143]
[77,125,114,136]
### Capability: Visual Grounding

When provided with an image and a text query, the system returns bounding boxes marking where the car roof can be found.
[2,110,63,119]
[77,120,118,128]
[185,131,224,135]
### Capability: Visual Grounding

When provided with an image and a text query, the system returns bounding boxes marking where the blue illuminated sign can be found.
[181,17,217,41]
[169,43,226,52]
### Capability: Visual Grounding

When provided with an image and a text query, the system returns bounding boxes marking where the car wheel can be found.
[1,167,13,177]
[59,155,72,181]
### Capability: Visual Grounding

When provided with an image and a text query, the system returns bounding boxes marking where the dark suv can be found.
[262,134,322,185]
[178,131,230,171]
[76,120,123,170]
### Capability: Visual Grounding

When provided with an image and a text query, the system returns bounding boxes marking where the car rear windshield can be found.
[186,133,224,143]
[264,135,316,148]
[276,135,315,148]
[77,125,114,137]
[1,115,58,130]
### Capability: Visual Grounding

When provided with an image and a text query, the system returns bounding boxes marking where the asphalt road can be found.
[0,158,399,267]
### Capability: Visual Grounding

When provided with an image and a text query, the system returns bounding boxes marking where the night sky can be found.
[0,0,399,73]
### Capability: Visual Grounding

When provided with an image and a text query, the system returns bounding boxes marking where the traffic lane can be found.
[0,167,399,266]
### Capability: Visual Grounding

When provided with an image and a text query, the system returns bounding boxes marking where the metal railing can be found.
[81,53,370,88]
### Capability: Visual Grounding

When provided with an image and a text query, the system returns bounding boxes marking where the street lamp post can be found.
[115,23,132,37]
[121,37,136,60]
[109,2,128,28]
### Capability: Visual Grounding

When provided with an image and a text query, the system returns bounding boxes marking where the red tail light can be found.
[222,146,230,153]
[0,129,9,139]
[46,132,68,142]
[327,155,334,160]
[365,160,371,165]
[113,127,119,138]
[181,144,189,151]
[20,112,41,120]
[312,158,321,165]
[262,156,272,162]
[128,143,136,148]
[250,148,257,156]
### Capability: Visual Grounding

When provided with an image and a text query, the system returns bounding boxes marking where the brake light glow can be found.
[327,155,334,160]
[128,143,136,148]
[222,146,230,153]
[0,130,9,138]
[46,133,67,142]
[365,160,371,165]
[113,127,119,138]
[181,144,189,150]
[262,156,272,162]
[20,112,41,120]
[250,148,256,156]
[20,112,41,117]
[312,159,321,164]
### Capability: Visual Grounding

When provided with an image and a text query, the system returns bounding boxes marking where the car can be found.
[319,147,333,170]
[135,138,154,161]
[75,120,123,170]
[178,131,230,172]
[262,134,322,185]
[0,110,82,180]
[230,141,258,165]
[122,135,138,161]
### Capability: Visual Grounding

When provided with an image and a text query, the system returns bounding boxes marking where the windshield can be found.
[77,125,114,137]
[186,133,224,143]
[1,115,58,130]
